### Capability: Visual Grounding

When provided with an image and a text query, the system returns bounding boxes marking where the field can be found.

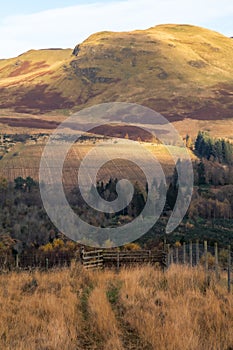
[0,137,184,188]
[0,265,232,350]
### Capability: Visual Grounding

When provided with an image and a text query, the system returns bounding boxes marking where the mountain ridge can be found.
[0,24,233,137]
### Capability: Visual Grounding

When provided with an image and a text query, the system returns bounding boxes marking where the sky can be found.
[0,0,233,59]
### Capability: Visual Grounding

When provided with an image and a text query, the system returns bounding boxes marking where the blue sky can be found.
[0,0,233,58]
[0,0,100,17]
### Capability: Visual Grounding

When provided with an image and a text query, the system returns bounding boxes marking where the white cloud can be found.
[0,0,233,58]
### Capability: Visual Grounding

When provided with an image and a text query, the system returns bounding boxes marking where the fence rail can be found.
[79,248,167,270]
[82,250,104,270]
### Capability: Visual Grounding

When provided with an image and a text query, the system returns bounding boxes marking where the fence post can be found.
[117,251,120,272]
[4,254,8,269]
[183,242,186,265]
[15,253,19,269]
[98,250,103,270]
[196,240,199,266]
[204,241,208,282]
[170,247,174,265]
[46,258,49,271]
[189,241,193,267]
[80,246,85,265]
[167,244,170,267]
[228,245,231,293]
[163,239,166,251]
[175,246,179,264]
[148,250,151,263]
[215,243,219,281]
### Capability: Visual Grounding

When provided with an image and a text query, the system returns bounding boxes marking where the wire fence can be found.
[167,241,232,269]
[0,251,77,271]
[167,241,232,293]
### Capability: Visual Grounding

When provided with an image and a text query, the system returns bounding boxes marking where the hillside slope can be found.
[0,24,233,127]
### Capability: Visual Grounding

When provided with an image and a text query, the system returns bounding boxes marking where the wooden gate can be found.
[81,249,104,270]
[80,249,167,270]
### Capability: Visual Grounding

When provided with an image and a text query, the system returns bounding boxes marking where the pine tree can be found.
[166,182,178,210]
[197,160,206,185]
[195,131,203,154]
[195,131,233,165]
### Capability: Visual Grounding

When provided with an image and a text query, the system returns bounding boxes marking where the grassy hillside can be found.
[0,136,190,184]
[70,25,233,119]
[0,265,232,350]
[0,24,233,138]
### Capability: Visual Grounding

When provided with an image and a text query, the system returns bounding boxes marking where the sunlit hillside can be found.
[0,25,233,138]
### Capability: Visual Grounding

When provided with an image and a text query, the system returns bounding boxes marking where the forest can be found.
[0,132,233,252]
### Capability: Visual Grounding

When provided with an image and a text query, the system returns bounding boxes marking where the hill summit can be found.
[0,24,233,124]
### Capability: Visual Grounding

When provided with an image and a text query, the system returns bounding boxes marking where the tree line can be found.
[0,129,233,250]
[195,131,233,165]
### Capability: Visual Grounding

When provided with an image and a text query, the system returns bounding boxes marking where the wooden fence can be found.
[79,241,232,293]
[0,240,232,292]
[81,249,104,270]
[80,248,167,270]
[0,248,167,271]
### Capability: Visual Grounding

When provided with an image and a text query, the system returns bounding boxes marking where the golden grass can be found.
[88,285,123,350]
[0,265,232,350]
[0,270,80,350]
